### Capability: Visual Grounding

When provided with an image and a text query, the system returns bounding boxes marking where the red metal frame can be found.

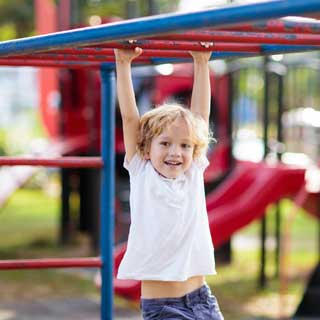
[219,19,320,34]
[0,257,102,270]
[151,30,320,45]
[0,30,319,68]
[0,156,103,167]
[9,43,262,63]
[10,38,320,60]
[96,40,262,52]
[0,59,101,69]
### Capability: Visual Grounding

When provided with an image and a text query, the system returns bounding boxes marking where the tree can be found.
[78,0,176,24]
[0,0,176,41]
[0,0,34,40]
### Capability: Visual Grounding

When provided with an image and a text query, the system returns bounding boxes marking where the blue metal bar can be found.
[100,65,116,320]
[260,44,320,53]
[1,0,320,56]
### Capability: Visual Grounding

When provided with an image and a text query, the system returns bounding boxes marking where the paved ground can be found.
[0,298,141,320]
[2,299,314,320]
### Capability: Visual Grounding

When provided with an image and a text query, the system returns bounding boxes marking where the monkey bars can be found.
[0,0,320,56]
[0,0,319,69]
[0,1,320,319]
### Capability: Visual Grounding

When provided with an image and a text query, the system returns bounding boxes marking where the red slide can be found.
[113,161,306,300]
[206,161,305,247]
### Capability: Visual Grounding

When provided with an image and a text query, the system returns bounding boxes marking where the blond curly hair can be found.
[137,104,214,159]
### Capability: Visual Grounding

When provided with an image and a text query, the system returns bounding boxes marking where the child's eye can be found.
[182,143,192,149]
[160,141,169,146]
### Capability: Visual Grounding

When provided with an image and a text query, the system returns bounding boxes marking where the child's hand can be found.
[189,50,212,63]
[114,47,143,64]
[190,42,213,63]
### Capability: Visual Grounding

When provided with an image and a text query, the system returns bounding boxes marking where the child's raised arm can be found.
[114,47,143,162]
[190,51,212,126]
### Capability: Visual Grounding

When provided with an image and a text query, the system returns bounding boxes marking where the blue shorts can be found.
[141,284,224,320]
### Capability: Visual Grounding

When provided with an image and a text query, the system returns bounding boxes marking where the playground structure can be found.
[0,1,320,319]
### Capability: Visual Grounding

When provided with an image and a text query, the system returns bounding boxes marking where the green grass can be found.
[207,198,319,319]
[0,188,98,302]
[0,188,59,251]
[238,199,318,239]
[0,189,318,319]
[207,248,317,319]
[0,269,98,302]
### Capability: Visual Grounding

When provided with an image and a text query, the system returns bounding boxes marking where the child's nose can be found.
[169,144,181,156]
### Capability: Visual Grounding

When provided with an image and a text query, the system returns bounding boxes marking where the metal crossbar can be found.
[0,258,102,270]
[0,157,103,168]
[0,0,319,57]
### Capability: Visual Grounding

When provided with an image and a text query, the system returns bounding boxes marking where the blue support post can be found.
[100,65,116,320]
[1,0,320,55]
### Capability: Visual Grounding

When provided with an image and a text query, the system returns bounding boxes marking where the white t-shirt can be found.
[117,153,216,281]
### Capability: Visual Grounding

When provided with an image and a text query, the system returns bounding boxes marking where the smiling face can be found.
[146,117,194,179]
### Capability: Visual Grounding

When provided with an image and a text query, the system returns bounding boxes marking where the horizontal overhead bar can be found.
[219,18,320,34]
[0,0,320,56]
[150,30,320,44]
[0,43,319,68]
[0,257,102,270]
[0,156,103,168]
[4,44,319,63]
[9,44,267,63]
[4,33,319,63]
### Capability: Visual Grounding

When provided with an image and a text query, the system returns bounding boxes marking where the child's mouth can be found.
[164,160,182,166]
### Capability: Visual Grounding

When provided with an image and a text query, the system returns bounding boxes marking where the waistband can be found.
[141,284,211,308]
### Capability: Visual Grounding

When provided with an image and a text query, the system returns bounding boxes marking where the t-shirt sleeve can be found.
[193,154,210,172]
[123,153,146,176]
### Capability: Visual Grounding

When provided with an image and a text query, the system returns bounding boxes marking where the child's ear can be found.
[145,153,150,160]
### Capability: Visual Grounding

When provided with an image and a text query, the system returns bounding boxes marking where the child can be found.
[114,47,224,320]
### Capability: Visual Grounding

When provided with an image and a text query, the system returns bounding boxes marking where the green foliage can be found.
[24,109,46,138]
[285,67,320,110]
[0,109,45,156]
[0,0,176,41]
[0,0,34,39]
[78,0,176,23]
[0,129,7,155]
[81,0,126,19]
[0,23,17,41]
